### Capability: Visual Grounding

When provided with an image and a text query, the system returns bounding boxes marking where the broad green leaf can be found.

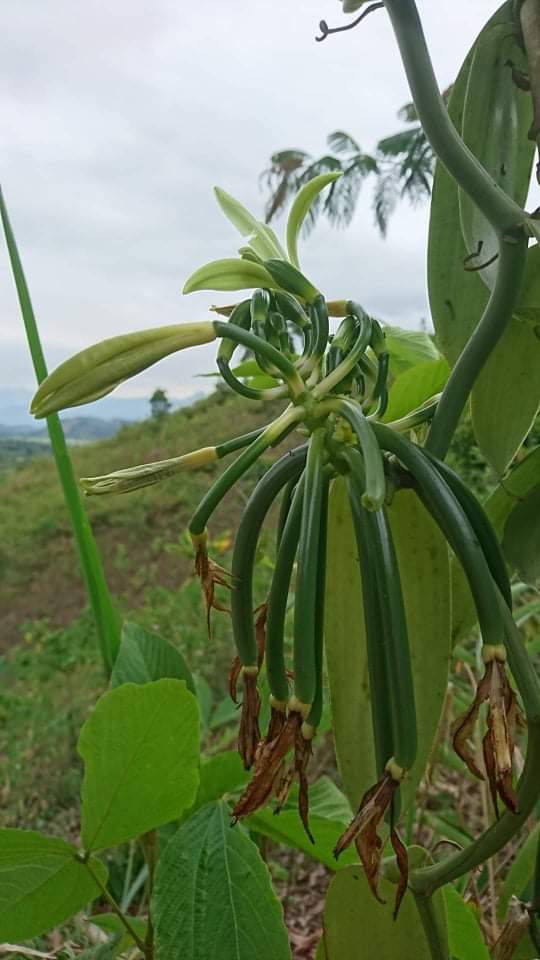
[316,865,446,959]
[286,172,342,267]
[451,447,540,645]
[382,325,440,376]
[248,808,356,870]
[193,673,213,729]
[459,19,533,291]
[427,40,488,365]
[214,187,287,261]
[153,801,291,960]
[0,829,107,942]
[183,258,277,294]
[498,824,540,918]
[471,317,540,474]
[502,485,540,585]
[111,621,195,694]
[325,481,451,811]
[194,751,249,810]
[383,357,449,423]
[444,885,489,960]
[79,679,200,851]
[248,777,354,871]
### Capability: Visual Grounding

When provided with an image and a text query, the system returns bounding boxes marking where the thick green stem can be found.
[425,236,527,459]
[214,320,306,399]
[189,407,303,536]
[230,446,307,667]
[383,0,527,231]
[0,187,120,672]
[383,0,529,460]
[414,893,450,960]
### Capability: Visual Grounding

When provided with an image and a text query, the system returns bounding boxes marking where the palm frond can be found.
[326,130,362,156]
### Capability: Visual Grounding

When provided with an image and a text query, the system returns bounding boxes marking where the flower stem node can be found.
[287,696,312,720]
[301,721,317,741]
[482,643,507,664]
[385,757,406,783]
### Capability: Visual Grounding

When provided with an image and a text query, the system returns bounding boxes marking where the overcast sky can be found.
[1,0,501,403]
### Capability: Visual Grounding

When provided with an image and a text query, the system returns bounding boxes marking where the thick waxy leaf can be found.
[111,621,195,694]
[459,20,533,291]
[516,244,540,322]
[286,172,342,267]
[0,829,107,942]
[428,44,488,366]
[214,187,287,261]
[325,481,451,811]
[152,801,291,960]
[382,325,439,376]
[383,357,449,423]
[316,864,446,959]
[79,679,199,851]
[444,886,489,960]
[451,448,540,645]
[471,318,540,474]
[502,485,540,585]
[183,258,277,294]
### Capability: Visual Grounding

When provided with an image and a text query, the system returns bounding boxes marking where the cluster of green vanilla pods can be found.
[31,221,536,914]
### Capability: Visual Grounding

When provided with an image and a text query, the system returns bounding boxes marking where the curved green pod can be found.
[230,447,307,668]
[373,423,506,650]
[344,462,394,777]
[189,407,303,537]
[327,397,386,511]
[422,448,512,608]
[306,473,330,730]
[266,476,306,703]
[345,448,417,772]
[293,428,327,708]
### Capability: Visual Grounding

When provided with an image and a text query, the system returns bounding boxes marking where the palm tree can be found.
[260,101,436,237]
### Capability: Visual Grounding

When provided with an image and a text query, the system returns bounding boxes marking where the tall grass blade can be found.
[0,185,120,671]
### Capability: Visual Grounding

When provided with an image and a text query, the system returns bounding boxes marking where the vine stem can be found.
[83,858,147,953]
[413,893,450,960]
[382,0,529,460]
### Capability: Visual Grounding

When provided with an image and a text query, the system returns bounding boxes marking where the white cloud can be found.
[0,0,501,402]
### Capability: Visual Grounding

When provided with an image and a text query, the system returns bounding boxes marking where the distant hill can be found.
[0,389,286,649]
[0,388,205,429]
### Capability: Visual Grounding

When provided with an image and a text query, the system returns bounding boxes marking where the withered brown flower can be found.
[232,710,315,842]
[452,647,525,815]
[334,767,408,919]
[228,603,267,705]
[193,537,232,638]
[237,668,261,771]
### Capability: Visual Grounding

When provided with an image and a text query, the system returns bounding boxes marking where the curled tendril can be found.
[315,3,384,43]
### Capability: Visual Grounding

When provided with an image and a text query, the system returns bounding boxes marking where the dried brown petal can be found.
[266,705,287,743]
[295,729,314,844]
[390,828,409,920]
[194,542,232,638]
[238,671,261,771]
[454,657,524,815]
[255,603,268,668]
[228,655,242,704]
[452,667,490,781]
[334,772,400,906]
[232,712,300,821]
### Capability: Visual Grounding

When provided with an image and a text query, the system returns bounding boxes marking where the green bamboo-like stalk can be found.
[0,187,120,672]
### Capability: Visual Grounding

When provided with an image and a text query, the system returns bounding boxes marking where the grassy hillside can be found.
[0,388,286,649]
